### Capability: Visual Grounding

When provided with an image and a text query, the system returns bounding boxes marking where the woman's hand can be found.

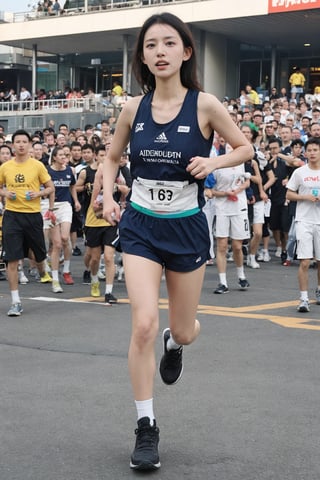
[186,156,215,179]
[103,200,121,225]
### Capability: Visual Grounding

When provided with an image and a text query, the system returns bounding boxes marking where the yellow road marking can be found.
[26,295,320,332]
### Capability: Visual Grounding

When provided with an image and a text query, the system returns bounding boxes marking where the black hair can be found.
[268,136,281,147]
[0,144,12,155]
[81,143,94,152]
[51,146,64,162]
[291,139,304,148]
[12,129,31,143]
[132,12,201,93]
[305,137,320,149]
[95,145,107,154]
[70,141,81,149]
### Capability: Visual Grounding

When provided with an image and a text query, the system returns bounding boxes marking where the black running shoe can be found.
[281,250,287,263]
[72,246,81,256]
[238,278,250,290]
[214,283,229,294]
[130,417,160,471]
[82,270,91,285]
[159,328,183,385]
[105,293,118,304]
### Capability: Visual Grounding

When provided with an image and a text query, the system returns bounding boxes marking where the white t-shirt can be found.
[214,164,248,216]
[286,164,320,224]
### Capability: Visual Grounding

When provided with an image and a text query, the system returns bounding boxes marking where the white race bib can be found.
[130,177,198,213]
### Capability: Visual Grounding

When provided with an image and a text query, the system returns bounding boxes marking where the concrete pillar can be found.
[32,44,37,103]
[122,35,129,92]
[271,45,277,89]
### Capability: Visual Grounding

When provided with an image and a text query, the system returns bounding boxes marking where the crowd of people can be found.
[1,12,320,470]
[0,81,129,112]
[0,117,131,310]
[1,80,320,308]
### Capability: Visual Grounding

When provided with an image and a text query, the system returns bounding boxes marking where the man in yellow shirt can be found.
[0,129,55,316]
[289,67,306,101]
[245,84,261,108]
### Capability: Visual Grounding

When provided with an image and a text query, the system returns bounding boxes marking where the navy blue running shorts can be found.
[119,205,210,272]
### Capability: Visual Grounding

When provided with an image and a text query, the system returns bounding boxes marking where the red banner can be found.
[268,0,320,13]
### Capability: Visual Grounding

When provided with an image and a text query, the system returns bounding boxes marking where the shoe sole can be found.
[8,308,23,316]
[297,307,310,313]
[214,289,229,294]
[130,461,161,470]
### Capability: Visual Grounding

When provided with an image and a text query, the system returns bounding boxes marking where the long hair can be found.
[132,12,202,93]
[51,146,64,162]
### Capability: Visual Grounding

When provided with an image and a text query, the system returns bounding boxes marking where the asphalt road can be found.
[1,243,320,480]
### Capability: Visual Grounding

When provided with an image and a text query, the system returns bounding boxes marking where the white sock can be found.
[249,254,256,263]
[52,270,59,282]
[135,399,155,424]
[63,260,70,273]
[11,290,20,304]
[105,284,113,294]
[219,273,227,286]
[167,334,181,351]
[237,266,245,279]
[300,291,308,301]
[91,274,98,283]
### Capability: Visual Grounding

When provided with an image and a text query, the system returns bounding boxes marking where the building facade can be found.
[0,0,320,100]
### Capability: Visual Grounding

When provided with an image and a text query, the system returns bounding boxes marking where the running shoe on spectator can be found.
[18,269,29,284]
[39,271,53,283]
[238,278,250,290]
[72,246,81,256]
[63,272,74,285]
[83,270,91,284]
[214,283,229,294]
[52,281,63,293]
[7,303,23,317]
[91,281,100,297]
[297,299,310,313]
[105,292,117,304]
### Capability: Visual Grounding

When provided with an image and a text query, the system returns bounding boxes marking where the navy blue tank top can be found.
[129,89,213,208]
[48,165,75,203]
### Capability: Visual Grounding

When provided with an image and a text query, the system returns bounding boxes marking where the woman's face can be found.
[0,147,11,164]
[142,23,191,80]
[53,149,66,166]
[241,126,253,141]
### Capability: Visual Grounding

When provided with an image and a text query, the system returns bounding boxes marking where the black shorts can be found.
[70,209,83,233]
[119,205,210,272]
[2,210,47,262]
[84,225,118,248]
[269,204,290,233]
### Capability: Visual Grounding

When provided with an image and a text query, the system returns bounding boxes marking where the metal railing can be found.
[0,97,116,116]
[10,0,184,22]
